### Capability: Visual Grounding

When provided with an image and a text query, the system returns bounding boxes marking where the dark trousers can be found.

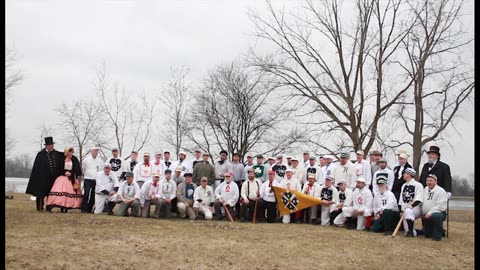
[424,212,446,239]
[234,181,243,218]
[81,179,96,213]
[214,201,236,220]
[261,199,277,223]
[371,209,400,232]
[240,199,259,221]
[330,209,342,225]
[36,196,45,211]
[171,197,178,213]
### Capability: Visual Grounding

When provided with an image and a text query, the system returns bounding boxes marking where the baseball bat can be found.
[253,199,258,224]
[391,211,405,237]
[224,205,234,223]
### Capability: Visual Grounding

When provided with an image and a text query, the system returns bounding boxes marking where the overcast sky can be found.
[5,0,474,179]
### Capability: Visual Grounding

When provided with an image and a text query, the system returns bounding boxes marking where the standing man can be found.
[252,155,267,183]
[369,150,382,178]
[290,158,305,187]
[94,163,120,215]
[193,153,216,186]
[81,146,104,213]
[260,170,280,223]
[151,151,165,179]
[163,150,173,172]
[332,152,357,190]
[319,155,336,185]
[230,152,245,188]
[193,177,216,220]
[421,174,448,241]
[371,179,400,235]
[26,136,64,211]
[392,153,412,202]
[354,150,372,189]
[214,150,231,191]
[172,151,192,177]
[214,172,239,220]
[286,155,293,169]
[399,168,424,237]
[243,153,255,180]
[302,174,322,223]
[351,177,374,231]
[108,147,127,181]
[265,156,276,174]
[133,152,153,189]
[240,169,262,222]
[272,154,287,183]
[172,166,185,185]
[302,151,310,169]
[372,158,395,195]
[116,172,141,217]
[305,156,322,186]
[126,151,139,173]
[192,149,202,169]
[176,173,198,220]
[420,146,452,198]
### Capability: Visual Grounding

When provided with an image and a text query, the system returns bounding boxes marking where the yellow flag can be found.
[272,186,323,216]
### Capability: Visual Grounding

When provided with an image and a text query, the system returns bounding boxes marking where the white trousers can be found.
[177,202,195,219]
[320,204,335,225]
[333,206,354,226]
[94,194,117,214]
[282,215,291,224]
[193,201,213,220]
[403,206,422,236]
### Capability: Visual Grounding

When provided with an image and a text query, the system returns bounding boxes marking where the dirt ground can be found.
[5,193,475,270]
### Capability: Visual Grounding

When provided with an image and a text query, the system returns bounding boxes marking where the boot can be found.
[406,220,414,237]
[107,202,116,215]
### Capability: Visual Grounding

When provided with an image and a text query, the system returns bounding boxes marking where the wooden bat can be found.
[392,202,413,238]
[391,211,405,238]
[224,205,234,223]
[253,199,258,224]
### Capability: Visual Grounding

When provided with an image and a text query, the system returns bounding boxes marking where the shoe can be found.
[108,211,114,216]
[46,206,53,213]
[441,229,446,237]
[384,231,392,236]
[406,231,414,237]
[432,237,441,241]
[416,229,424,236]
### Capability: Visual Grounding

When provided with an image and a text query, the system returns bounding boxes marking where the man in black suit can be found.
[392,152,413,202]
[419,146,452,198]
[26,137,64,211]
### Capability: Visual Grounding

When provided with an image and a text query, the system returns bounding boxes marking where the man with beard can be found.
[214,150,231,191]
[419,146,452,198]
[193,153,215,186]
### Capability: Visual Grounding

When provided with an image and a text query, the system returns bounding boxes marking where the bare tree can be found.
[187,60,298,162]
[34,124,55,151]
[5,48,24,155]
[158,66,192,160]
[94,61,156,159]
[390,0,474,172]
[248,0,415,156]
[55,99,105,167]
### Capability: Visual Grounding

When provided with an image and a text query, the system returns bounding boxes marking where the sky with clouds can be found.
[5,0,474,179]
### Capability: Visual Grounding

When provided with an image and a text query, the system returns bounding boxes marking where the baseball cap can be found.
[377,178,387,185]
[165,169,172,174]
[256,154,264,159]
[112,147,119,152]
[225,172,233,177]
[125,172,134,178]
[399,153,408,159]
[356,150,364,155]
[378,157,387,163]
[324,155,333,160]
[356,177,366,183]
[291,157,298,162]
[309,156,315,160]
[153,172,160,177]
[427,174,438,181]
[340,152,349,158]
[104,163,112,168]
[268,157,275,161]
[201,176,208,182]
[179,151,187,156]
[307,174,316,179]
[175,166,182,172]
[325,175,334,181]
[403,168,416,177]
[337,179,347,185]
[285,168,293,173]
[144,152,150,157]
[276,154,283,159]
[184,173,193,177]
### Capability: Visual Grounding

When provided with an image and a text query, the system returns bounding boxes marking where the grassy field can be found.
[6,193,475,270]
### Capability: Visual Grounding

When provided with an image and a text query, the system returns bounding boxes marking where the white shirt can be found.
[241,178,262,200]
[372,168,395,195]
[373,190,399,213]
[320,162,336,184]
[291,166,305,186]
[158,179,177,200]
[194,185,216,207]
[117,181,140,201]
[280,177,302,192]
[139,179,161,205]
[422,185,447,216]
[332,161,357,190]
[338,187,354,207]
[215,181,239,206]
[133,161,154,183]
[95,171,120,194]
[305,164,323,185]
[352,186,373,214]
[260,179,280,202]
[172,159,193,177]
[302,182,321,198]
[82,155,104,180]
[354,159,372,186]
[399,179,424,211]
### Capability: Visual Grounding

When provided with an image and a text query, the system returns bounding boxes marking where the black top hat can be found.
[426,146,440,155]
[44,137,55,145]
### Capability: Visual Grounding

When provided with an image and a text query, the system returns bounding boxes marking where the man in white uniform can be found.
[399,168,424,237]
[351,177,373,230]
[116,172,141,217]
[94,163,120,215]
[133,152,153,189]
[193,177,215,220]
[214,172,239,220]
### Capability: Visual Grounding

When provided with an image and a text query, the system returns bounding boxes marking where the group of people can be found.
[26,137,452,241]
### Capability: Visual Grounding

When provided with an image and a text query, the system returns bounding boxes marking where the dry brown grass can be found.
[6,193,475,270]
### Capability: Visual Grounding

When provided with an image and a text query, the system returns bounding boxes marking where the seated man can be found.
[421,174,448,241]
[214,172,239,220]
[193,177,216,220]
[158,169,177,218]
[332,179,355,228]
[240,168,262,222]
[351,177,373,230]
[139,173,162,218]
[318,175,339,225]
[371,178,400,234]
[260,170,281,223]
[177,173,198,220]
[399,168,424,237]
[116,172,141,217]
[301,174,321,224]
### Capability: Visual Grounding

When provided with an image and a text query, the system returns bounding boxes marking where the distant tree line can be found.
[5,154,32,178]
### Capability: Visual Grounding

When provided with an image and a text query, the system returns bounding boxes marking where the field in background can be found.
[6,193,475,270]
